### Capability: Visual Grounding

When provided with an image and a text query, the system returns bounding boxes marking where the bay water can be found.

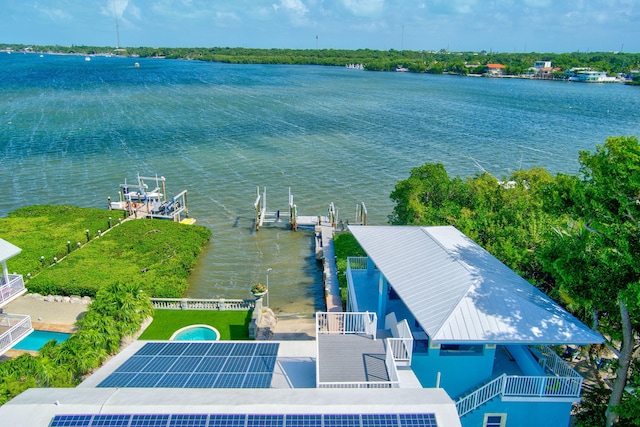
[1,53,638,318]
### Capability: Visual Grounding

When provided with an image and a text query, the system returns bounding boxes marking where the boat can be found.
[109,174,194,224]
[85,56,91,62]
[396,67,409,72]
[568,69,618,83]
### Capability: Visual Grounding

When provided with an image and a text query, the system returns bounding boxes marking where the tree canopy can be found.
[389,136,640,426]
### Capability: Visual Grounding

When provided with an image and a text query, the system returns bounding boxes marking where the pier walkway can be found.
[306,219,342,313]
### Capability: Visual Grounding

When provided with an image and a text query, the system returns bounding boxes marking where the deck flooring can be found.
[317,334,390,384]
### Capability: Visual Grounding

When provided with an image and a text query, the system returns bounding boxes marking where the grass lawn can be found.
[139,309,253,341]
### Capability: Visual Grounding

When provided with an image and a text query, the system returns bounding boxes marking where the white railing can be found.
[531,345,581,378]
[345,266,360,312]
[387,319,413,364]
[504,375,582,397]
[347,257,368,271]
[318,346,400,389]
[0,315,33,354]
[316,312,377,337]
[456,372,584,417]
[150,298,255,311]
[385,343,400,386]
[0,274,26,306]
[456,374,506,417]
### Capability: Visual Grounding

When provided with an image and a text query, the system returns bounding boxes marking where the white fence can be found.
[456,345,584,417]
[387,319,413,365]
[316,312,377,337]
[151,298,255,311]
[0,315,33,355]
[0,274,26,306]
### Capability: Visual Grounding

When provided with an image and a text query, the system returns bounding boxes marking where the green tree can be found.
[540,136,640,427]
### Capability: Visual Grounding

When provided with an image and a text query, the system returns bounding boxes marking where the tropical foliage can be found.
[2,206,212,297]
[0,282,153,404]
[388,136,640,426]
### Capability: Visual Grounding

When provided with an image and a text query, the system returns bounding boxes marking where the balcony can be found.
[0,274,27,307]
[0,314,33,355]
[456,345,584,417]
[316,312,401,388]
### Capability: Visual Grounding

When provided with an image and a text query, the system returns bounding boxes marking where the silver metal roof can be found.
[0,238,21,263]
[348,225,602,345]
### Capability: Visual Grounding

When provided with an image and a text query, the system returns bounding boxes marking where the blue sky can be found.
[1,0,638,52]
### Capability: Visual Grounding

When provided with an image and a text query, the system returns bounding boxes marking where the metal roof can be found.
[348,225,603,345]
[0,238,21,263]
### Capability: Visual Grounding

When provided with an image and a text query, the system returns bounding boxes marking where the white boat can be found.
[569,70,617,83]
[85,56,91,62]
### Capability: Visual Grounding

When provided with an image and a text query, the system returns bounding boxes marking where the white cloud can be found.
[33,3,71,21]
[272,0,309,24]
[340,0,385,17]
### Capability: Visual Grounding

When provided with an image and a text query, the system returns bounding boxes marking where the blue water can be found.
[173,326,219,341]
[12,330,71,351]
[1,53,638,317]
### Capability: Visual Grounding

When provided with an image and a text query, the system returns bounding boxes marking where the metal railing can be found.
[151,298,255,311]
[0,315,33,354]
[316,312,377,337]
[347,256,369,271]
[0,274,26,306]
[387,318,413,364]
[456,345,585,417]
[531,344,582,378]
[456,374,506,417]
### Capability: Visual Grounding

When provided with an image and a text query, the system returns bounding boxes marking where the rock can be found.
[255,308,277,340]
[62,296,71,303]
[44,295,55,302]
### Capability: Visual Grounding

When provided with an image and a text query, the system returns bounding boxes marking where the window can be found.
[439,344,484,356]
[484,413,507,427]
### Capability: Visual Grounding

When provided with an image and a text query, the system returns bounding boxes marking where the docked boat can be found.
[568,69,618,83]
[109,174,194,223]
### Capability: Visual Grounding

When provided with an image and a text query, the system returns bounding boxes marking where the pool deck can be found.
[4,295,88,333]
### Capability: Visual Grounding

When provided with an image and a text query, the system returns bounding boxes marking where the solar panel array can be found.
[50,413,438,427]
[97,342,279,389]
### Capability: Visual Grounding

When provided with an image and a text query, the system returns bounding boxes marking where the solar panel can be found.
[49,414,93,427]
[285,414,323,427]
[115,356,154,373]
[184,373,218,388]
[398,414,437,427]
[169,356,203,373]
[361,414,398,426]
[130,414,171,426]
[242,373,273,388]
[50,413,439,427]
[99,342,278,389]
[184,343,214,356]
[97,372,137,388]
[169,414,208,427]
[155,373,193,388]
[136,342,168,355]
[159,342,191,356]
[127,373,164,387]
[246,414,284,427]
[324,414,361,427]
[230,343,256,356]
[140,357,178,373]
[214,373,245,388]
[197,357,226,373]
[207,414,245,427]
[91,414,130,426]
[221,356,251,373]
[249,355,277,372]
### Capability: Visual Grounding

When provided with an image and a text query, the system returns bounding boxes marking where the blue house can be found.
[343,225,603,427]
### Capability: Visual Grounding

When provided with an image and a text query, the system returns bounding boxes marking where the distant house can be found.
[534,60,552,70]
[485,63,506,76]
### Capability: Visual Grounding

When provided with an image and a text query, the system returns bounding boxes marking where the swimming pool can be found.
[12,330,71,351]
[170,325,219,341]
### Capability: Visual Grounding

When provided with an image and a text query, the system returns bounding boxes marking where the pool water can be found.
[12,330,71,351]
[171,325,219,341]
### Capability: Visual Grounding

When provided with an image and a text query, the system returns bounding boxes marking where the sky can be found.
[1,0,639,53]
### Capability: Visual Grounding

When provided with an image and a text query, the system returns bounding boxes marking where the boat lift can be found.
[109,174,192,223]
[254,187,297,231]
